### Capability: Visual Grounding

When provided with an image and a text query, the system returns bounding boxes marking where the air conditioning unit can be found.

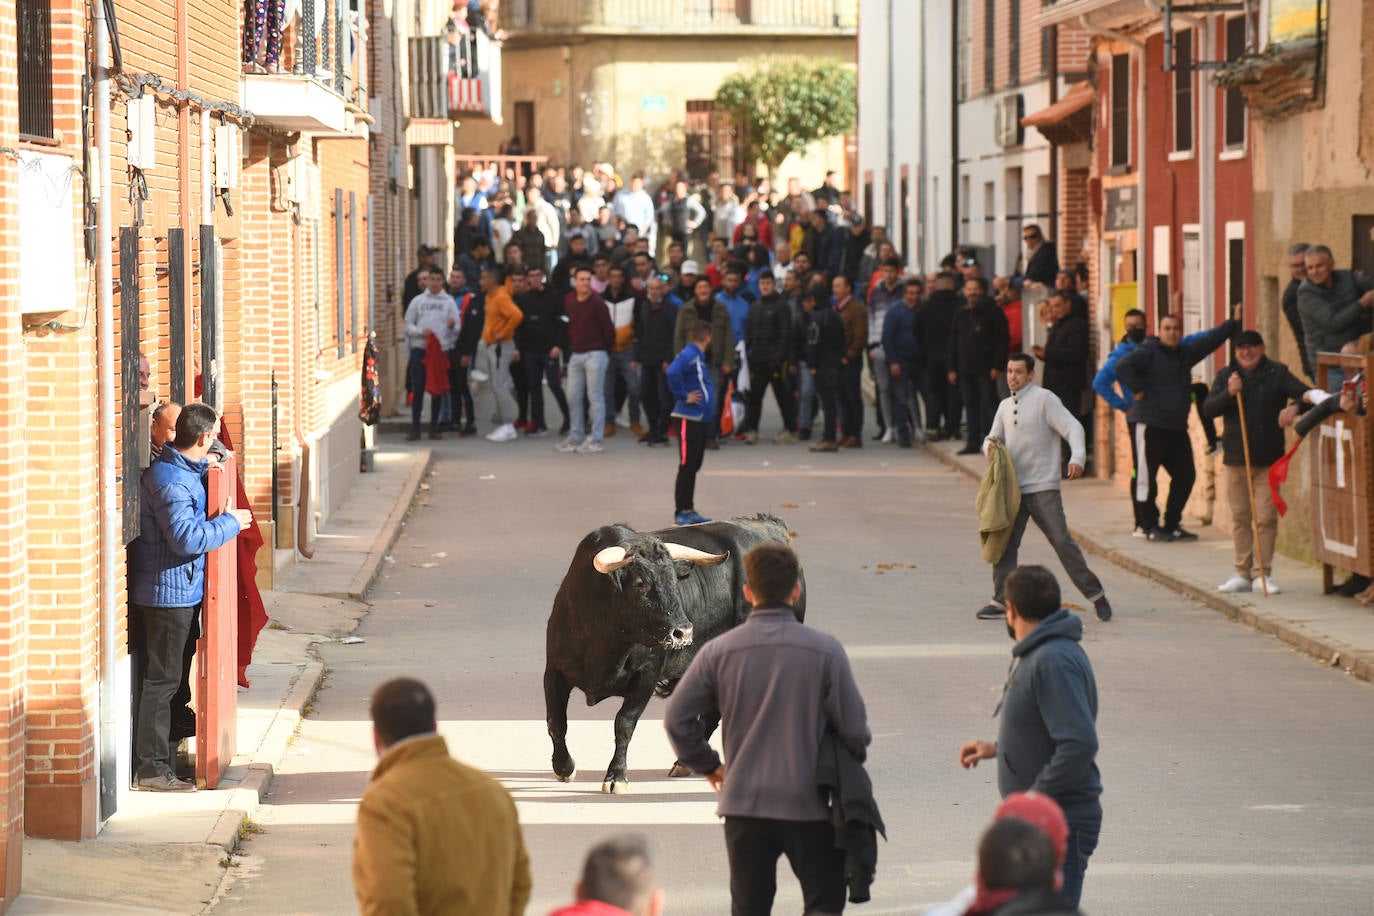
[995,95,1025,148]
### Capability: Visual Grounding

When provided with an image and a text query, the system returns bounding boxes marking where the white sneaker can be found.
[576,439,604,454]
[1217,575,1252,593]
[554,437,580,453]
[615,415,631,429]
[1132,527,1149,538]
[881,429,893,444]
[469,369,489,383]
[486,423,517,442]
[1252,576,1281,595]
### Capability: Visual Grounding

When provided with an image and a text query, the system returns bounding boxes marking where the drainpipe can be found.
[94,0,118,822]
[916,1,928,268]
[291,209,315,560]
[885,0,896,240]
[1047,25,1059,246]
[176,0,193,395]
[950,7,960,251]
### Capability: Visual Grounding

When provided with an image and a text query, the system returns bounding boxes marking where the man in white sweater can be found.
[977,353,1113,622]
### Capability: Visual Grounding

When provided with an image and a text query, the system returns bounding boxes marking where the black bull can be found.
[543,514,805,792]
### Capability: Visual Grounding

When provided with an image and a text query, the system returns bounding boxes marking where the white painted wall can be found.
[857,0,955,274]
[957,81,1052,279]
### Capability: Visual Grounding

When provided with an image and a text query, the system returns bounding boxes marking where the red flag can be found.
[1268,438,1303,517]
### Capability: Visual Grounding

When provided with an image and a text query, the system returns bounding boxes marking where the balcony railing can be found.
[242,0,369,133]
[409,30,503,123]
[502,0,857,32]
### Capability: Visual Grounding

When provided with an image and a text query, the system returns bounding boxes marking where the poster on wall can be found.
[1267,0,1322,48]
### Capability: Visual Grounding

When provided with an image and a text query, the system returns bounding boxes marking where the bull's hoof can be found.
[601,776,630,794]
[553,767,576,783]
[667,762,693,778]
[552,755,576,782]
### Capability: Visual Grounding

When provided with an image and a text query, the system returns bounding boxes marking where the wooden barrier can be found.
[1311,353,1374,592]
[196,453,239,789]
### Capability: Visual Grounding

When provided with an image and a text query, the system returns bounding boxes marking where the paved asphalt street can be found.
[213,424,1374,915]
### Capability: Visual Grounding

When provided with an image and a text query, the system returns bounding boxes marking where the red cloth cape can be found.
[1269,438,1303,517]
[423,334,452,396]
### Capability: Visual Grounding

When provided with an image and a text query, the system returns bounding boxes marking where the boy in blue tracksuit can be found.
[667,320,716,526]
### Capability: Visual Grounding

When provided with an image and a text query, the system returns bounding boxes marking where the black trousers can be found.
[958,371,999,448]
[723,816,847,916]
[639,363,671,436]
[839,360,864,438]
[815,368,840,442]
[132,604,198,779]
[744,361,796,433]
[927,360,960,437]
[675,418,708,512]
[524,352,569,432]
[513,353,530,423]
[446,347,476,430]
[1143,425,1195,531]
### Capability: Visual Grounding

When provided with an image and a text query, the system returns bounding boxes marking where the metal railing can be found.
[409,30,501,121]
[502,0,857,31]
[256,0,368,110]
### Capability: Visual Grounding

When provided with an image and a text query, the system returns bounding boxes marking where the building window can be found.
[1041,26,1053,76]
[1224,17,1247,150]
[685,100,746,181]
[1008,0,1021,87]
[863,178,874,228]
[18,0,54,139]
[900,171,910,263]
[1110,54,1131,168]
[983,0,995,93]
[1173,28,1194,154]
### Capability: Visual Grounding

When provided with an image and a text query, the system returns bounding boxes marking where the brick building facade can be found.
[0,0,422,902]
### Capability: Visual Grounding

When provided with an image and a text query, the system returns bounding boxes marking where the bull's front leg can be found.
[603,673,655,794]
[544,663,576,781]
[668,706,720,778]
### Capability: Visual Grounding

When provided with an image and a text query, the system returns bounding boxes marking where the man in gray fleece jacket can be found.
[978,353,1112,622]
[664,543,870,915]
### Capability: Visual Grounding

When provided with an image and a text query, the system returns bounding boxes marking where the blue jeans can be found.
[603,348,640,425]
[567,350,608,442]
[409,347,442,431]
[796,362,815,431]
[1061,818,1100,906]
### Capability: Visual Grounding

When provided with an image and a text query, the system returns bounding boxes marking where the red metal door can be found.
[197,453,239,789]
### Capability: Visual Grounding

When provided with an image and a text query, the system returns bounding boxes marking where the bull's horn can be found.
[665,544,729,566]
[593,546,633,573]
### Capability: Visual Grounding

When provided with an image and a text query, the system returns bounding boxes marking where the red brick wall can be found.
[0,0,29,896]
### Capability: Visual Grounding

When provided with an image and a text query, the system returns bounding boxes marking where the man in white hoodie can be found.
[403,268,462,440]
[978,353,1112,623]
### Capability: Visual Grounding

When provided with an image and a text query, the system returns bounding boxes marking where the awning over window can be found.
[1021,80,1094,145]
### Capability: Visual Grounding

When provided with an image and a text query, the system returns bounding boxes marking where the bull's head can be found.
[592,541,728,650]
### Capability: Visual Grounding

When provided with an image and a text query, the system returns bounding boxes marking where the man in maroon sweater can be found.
[558,266,617,454]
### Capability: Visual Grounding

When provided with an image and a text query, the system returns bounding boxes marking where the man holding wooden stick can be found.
[1203,330,1328,595]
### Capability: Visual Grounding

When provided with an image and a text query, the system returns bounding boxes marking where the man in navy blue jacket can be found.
[959,565,1102,907]
[130,403,250,791]
[667,321,715,526]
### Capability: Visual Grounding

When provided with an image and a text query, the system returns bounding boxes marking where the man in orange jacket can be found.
[479,266,523,442]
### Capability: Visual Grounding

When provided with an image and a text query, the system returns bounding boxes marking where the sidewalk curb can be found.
[215,447,434,854]
[346,447,434,601]
[925,443,1374,684]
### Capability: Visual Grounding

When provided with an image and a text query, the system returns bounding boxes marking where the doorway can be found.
[513,101,535,155]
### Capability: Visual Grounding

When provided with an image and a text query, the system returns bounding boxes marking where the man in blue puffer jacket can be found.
[130,403,251,791]
[667,320,716,526]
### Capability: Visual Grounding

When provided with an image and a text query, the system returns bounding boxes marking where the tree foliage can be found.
[714,58,857,179]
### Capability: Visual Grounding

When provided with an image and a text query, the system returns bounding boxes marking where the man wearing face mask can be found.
[1094,309,1156,536]
[977,354,1112,624]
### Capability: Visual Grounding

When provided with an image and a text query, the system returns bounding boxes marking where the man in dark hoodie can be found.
[805,287,847,452]
[1115,309,1238,541]
[633,275,679,445]
[949,276,1010,454]
[741,272,796,443]
[514,265,570,438]
[959,565,1101,908]
[918,272,963,441]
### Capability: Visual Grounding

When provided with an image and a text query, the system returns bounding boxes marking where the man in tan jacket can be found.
[353,677,531,915]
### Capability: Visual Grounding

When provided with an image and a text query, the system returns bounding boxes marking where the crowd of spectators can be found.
[408,160,1097,459]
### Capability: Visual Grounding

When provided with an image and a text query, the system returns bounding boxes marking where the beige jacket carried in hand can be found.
[976,437,1021,564]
